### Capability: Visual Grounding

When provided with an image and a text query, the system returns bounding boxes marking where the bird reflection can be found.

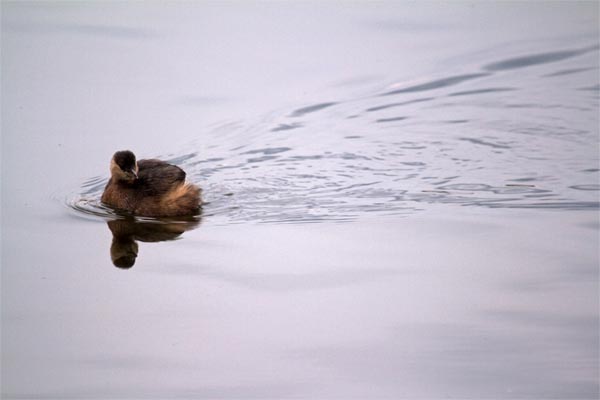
[107,216,200,269]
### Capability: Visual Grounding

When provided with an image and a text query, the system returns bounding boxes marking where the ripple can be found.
[381,73,489,95]
[570,184,600,191]
[246,155,279,163]
[165,152,198,165]
[80,175,107,195]
[543,67,596,77]
[365,97,434,112]
[478,201,600,210]
[439,183,492,191]
[459,137,512,149]
[578,84,600,92]
[482,45,598,71]
[290,102,337,117]
[243,147,292,155]
[66,195,121,221]
[448,87,515,97]
[271,123,303,132]
[376,116,408,123]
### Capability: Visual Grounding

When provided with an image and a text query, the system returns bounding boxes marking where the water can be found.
[2,2,599,399]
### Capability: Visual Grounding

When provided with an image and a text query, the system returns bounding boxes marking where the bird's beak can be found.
[130,169,138,179]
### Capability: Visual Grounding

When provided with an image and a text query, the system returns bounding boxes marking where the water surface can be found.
[2,2,599,399]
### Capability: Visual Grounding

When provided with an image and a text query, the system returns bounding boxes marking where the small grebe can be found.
[101,150,202,217]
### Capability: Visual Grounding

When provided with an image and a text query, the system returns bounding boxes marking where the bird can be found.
[101,150,202,217]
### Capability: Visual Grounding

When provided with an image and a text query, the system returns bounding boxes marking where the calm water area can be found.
[2,2,599,398]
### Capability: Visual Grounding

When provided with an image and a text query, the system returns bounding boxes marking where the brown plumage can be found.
[101,150,202,217]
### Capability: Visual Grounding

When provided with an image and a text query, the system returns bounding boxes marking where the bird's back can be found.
[137,159,186,196]
[102,159,201,217]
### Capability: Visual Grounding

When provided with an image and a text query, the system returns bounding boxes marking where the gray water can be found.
[2,2,599,399]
